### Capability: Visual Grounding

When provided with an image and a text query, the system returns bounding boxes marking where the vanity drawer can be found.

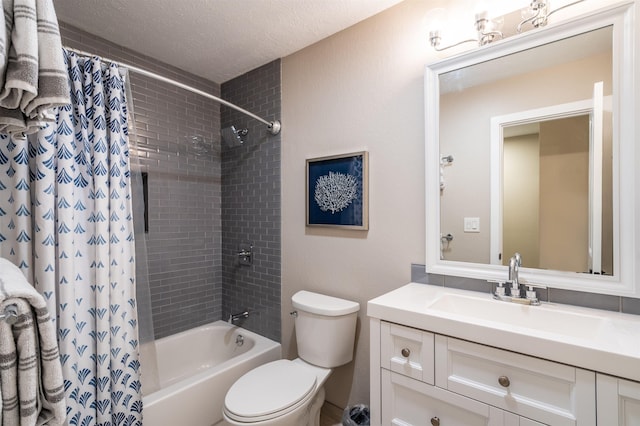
[381,321,434,384]
[382,369,508,426]
[435,336,595,426]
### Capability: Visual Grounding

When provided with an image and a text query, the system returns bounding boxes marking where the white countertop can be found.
[368,283,640,381]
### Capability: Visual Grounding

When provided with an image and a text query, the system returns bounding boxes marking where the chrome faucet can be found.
[228,310,250,324]
[491,253,546,305]
[508,252,522,297]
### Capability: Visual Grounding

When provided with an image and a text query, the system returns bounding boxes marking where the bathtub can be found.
[141,321,281,426]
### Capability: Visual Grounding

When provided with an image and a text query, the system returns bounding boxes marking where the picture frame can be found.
[306,151,369,230]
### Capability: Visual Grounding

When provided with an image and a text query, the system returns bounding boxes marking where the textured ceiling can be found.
[54,0,404,84]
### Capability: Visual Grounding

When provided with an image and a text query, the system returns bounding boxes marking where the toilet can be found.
[223,290,360,426]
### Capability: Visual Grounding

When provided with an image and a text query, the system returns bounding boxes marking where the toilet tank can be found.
[292,291,360,368]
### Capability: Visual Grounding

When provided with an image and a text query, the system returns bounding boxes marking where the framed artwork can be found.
[306,151,369,230]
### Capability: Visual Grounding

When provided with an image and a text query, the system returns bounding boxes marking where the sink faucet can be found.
[508,253,522,297]
[491,253,545,305]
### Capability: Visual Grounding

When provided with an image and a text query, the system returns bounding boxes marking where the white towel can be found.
[0,0,8,92]
[0,0,39,109]
[0,0,69,135]
[23,0,69,118]
[0,258,66,426]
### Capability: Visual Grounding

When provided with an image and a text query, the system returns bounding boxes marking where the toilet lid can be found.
[224,359,317,421]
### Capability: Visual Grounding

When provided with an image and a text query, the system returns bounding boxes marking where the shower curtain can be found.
[0,52,142,425]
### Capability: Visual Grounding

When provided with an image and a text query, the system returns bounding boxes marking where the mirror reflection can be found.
[501,113,612,275]
[438,26,613,275]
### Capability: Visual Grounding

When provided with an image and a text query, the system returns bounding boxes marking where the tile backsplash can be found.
[411,263,640,315]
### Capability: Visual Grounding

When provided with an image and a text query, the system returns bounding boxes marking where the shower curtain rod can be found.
[63,46,281,135]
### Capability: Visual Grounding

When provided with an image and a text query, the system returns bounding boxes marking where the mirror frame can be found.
[425,1,639,297]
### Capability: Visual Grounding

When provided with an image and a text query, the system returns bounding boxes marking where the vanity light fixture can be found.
[517,0,586,32]
[428,0,586,52]
[429,10,503,52]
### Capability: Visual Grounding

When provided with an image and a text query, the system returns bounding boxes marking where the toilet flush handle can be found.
[290,311,298,318]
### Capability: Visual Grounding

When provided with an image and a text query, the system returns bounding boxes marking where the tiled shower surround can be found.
[60,23,282,340]
[221,61,282,342]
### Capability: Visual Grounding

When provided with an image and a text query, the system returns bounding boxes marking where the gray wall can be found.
[221,61,282,342]
[60,23,223,338]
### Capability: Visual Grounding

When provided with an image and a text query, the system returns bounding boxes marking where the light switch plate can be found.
[464,217,480,233]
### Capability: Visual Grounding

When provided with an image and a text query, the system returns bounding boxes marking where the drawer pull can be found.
[498,375,511,387]
[401,348,411,357]
[430,417,440,426]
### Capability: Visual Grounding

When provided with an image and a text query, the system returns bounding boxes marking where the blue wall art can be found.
[306,151,369,230]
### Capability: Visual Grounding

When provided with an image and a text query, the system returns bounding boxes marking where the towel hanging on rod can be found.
[0,0,70,135]
[0,258,67,425]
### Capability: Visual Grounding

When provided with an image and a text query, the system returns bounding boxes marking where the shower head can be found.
[221,126,249,147]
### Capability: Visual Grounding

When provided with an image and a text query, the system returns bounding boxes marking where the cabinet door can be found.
[381,322,434,384]
[382,369,505,426]
[597,373,640,425]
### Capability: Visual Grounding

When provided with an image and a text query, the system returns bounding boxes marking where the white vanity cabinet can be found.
[597,374,640,424]
[382,369,519,426]
[373,295,640,426]
[371,319,595,426]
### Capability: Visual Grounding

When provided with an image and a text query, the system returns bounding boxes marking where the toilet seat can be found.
[224,359,318,423]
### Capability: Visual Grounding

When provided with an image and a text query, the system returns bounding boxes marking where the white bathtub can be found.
[141,321,281,426]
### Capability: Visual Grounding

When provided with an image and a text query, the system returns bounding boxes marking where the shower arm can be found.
[218,99,281,135]
[64,47,282,135]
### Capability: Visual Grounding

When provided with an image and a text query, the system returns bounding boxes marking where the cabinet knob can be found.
[401,348,411,357]
[430,416,440,426]
[498,375,511,387]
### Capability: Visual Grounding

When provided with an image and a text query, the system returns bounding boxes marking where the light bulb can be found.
[424,7,446,33]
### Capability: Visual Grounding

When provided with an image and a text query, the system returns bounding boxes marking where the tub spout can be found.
[228,310,250,324]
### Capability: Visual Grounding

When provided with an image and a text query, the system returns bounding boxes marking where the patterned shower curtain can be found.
[0,52,142,425]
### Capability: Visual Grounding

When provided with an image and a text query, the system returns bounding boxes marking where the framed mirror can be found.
[425,1,639,296]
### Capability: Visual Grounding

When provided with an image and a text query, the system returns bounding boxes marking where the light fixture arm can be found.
[479,30,503,46]
[429,11,503,52]
[517,0,585,33]
[517,7,544,33]
[475,12,504,46]
[546,0,586,20]
[429,30,478,52]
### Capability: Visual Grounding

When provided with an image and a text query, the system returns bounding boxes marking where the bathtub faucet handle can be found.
[235,334,244,347]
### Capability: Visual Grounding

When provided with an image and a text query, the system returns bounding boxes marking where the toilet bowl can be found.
[223,359,329,425]
[223,291,360,426]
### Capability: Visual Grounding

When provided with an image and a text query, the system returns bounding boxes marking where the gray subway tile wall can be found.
[60,23,223,338]
[623,297,640,315]
[221,60,282,342]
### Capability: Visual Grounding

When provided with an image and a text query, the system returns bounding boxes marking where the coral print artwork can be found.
[306,152,369,230]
